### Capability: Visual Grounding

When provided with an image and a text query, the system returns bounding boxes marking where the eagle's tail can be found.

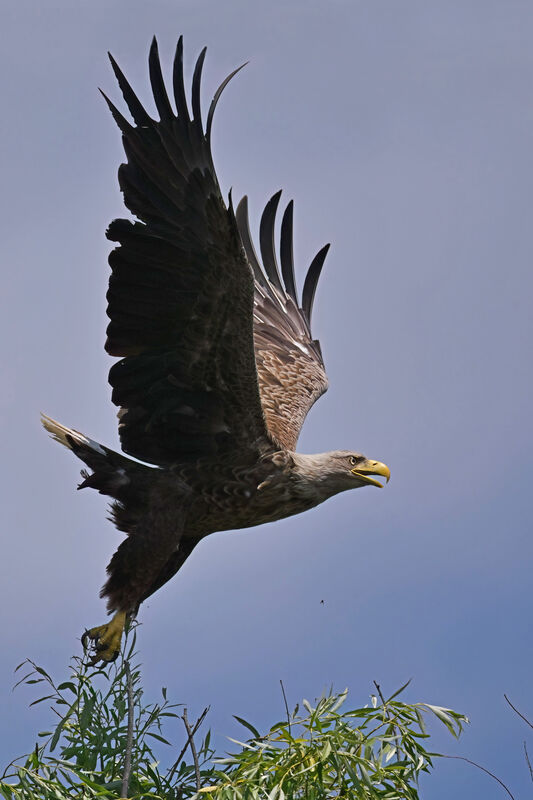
[41,413,147,501]
[42,414,108,458]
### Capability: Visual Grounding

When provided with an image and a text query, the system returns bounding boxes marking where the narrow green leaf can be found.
[146,732,172,746]
[423,705,459,737]
[387,679,413,702]
[56,682,77,694]
[33,666,52,680]
[233,716,261,739]
[29,695,56,707]
[50,701,77,751]
[329,689,348,714]
[414,707,426,735]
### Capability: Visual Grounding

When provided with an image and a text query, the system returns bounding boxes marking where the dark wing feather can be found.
[259,190,284,292]
[279,201,297,302]
[302,244,330,326]
[105,37,270,466]
[236,193,330,451]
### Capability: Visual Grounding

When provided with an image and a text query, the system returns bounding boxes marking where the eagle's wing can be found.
[104,38,271,466]
[236,193,330,451]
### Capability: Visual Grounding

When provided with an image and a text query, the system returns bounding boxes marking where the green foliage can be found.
[0,630,208,799]
[202,684,467,800]
[1,631,468,800]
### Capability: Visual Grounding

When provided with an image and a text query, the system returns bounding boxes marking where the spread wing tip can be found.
[259,190,284,292]
[148,36,174,121]
[302,243,330,325]
[108,50,152,127]
[280,199,297,304]
[235,196,266,286]
[99,89,132,133]
[172,35,191,123]
[206,60,248,142]
[238,192,330,329]
[191,47,207,128]
[107,36,244,143]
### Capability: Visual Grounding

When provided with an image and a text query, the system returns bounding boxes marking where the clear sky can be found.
[1,1,532,797]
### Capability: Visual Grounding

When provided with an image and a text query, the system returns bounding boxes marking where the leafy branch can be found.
[0,628,504,800]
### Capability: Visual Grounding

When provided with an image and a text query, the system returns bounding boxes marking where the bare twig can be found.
[440,754,515,800]
[504,694,533,730]
[373,680,387,707]
[182,708,201,791]
[280,680,292,739]
[524,742,533,783]
[121,662,134,799]
[168,706,209,782]
[2,752,32,780]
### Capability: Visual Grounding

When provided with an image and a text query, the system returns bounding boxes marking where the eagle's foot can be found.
[81,611,127,665]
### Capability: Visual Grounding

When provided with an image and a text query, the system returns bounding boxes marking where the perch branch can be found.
[121,662,134,798]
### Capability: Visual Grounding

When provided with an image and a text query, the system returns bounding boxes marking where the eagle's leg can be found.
[81,611,128,665]
[82,483,194,665]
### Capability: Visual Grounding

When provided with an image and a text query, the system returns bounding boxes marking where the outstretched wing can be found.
[103,37,271,466]
[236,192,330,451]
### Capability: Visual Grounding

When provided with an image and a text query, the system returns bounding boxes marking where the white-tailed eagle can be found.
[43,37,390,664]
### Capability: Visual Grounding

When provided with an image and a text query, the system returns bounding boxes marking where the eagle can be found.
[43,37,390,665]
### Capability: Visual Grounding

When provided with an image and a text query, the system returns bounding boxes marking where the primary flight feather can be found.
[43,37,390,664]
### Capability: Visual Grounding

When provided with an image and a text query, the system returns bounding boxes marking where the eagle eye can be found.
[349,456,359,466]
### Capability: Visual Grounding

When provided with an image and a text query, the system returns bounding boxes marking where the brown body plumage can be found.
[43,37,389,664]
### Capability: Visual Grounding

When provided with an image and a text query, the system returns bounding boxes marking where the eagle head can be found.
[292,450,390,499]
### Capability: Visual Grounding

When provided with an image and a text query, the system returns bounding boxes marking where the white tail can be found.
[41,413,106,455]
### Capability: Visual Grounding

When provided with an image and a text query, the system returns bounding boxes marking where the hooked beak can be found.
[351,459,391,488]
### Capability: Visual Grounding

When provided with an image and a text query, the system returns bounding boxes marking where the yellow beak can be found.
[351,459,391,488]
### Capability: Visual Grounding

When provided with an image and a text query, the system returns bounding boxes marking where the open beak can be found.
[351,459,391,488]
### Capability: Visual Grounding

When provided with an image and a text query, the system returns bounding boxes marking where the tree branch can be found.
[524,742,533,784]
[504,694,533,730]
[121,662,134,798]
[280,680,292,742]
[439,754,515,800]
[182,708,201,791]
[168,706,209,783]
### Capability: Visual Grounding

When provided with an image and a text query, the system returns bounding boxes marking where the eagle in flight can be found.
[43,37,390,665]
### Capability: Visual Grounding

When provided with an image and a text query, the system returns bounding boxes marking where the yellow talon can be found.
[81,611,127,665]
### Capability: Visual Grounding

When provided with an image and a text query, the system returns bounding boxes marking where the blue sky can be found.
[1,2,532,797]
